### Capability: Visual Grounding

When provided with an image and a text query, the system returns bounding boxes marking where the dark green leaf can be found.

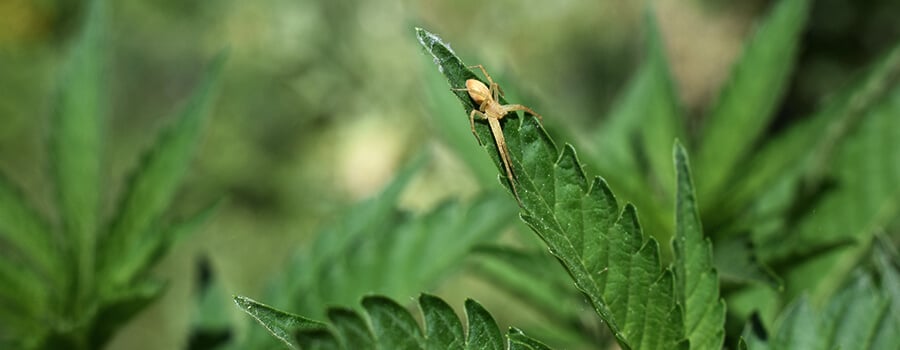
[328,308,375,349]
[419,294,464,350]
[234,295,330,349]
[417,27,684,349]
[464,299,503,350]
[239,293,546,350]
[363,296,425,349]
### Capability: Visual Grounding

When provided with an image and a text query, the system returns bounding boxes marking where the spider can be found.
[455,65,542,205]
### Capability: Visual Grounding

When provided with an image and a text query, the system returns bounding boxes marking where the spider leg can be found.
[470,109,487,145]
[503,104,542,120]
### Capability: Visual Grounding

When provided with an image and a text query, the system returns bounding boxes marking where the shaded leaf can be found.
[744,242,900,350]
[0,175,59,284]
[696,0,811,199]
[100,52,226,289]
[88,279,166,348]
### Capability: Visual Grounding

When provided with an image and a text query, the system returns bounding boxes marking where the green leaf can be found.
[673,143,726,350]
[587,12,684,245]
[234,295,330,350]
[722,43,900,237]
[507,328,552,350]
[327,308,375,349]
[422,53,497,185]
[0,174,59,285]
[417,27,685,349]
[240,155,512,348]
[237,293,546,350]
[113,199,221,289]
[695,0,811,200]
[744,243,900,350]
[0,256,49,341]
[419,293,464,350]
[268,190,512,319]
[100,52,226,289]
[780,77,900,302]
[363,296,425,349]
[471,246,588,344]
[465,299,503,350]
[51,0,107,301]
[88,279,166,348]
[711,237,781,288]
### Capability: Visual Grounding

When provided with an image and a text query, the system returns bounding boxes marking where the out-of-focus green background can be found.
[0,0,897,348]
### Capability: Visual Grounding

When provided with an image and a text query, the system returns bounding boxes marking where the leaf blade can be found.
[673,143,726,350]
[234,295,329,350]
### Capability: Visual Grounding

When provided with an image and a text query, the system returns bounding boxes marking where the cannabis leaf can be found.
[695,0,810,200]
[417,27,726,350]
[674,145,726,349]
[232,155,516,348]
[235,294,550,350]
[0,1,224,347]
[742,243,900,350]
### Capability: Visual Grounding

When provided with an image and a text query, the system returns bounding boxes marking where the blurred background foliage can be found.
[0,0,898,349]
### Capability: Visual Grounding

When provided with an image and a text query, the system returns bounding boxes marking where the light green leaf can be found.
[100,53,225,288]
[673,143,726,350]
[51,0,106,299]
[417,27,685,349]
[696,0,810,200]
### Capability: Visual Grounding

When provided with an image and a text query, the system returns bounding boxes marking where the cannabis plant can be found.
[235,0,899,349]
[0,2,223,348]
